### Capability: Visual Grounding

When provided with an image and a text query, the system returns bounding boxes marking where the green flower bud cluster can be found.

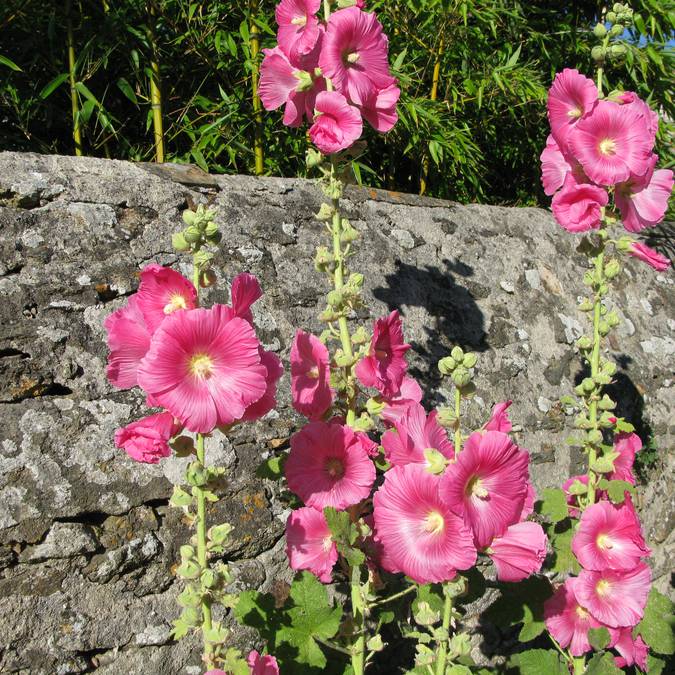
[593,3,633,65]
[173,205,221,252]
[438,346,478,391]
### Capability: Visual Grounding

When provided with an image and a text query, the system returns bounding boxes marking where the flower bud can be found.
[609,24,624,38]
[351,326,369,345]
[612,3,623,13]
[306,148,323,169]
[450,346,464,361]
[604,259,621,279]
[436,407,458,429]
[609,43,627,57]
[294,69,314,92]
[576,336,592,350]
[587,429,603,445]
[366,397,386,417]
[438,357,457,375]
[172,232,191,252]
[341,221,360,243]
[316,202,334,222]
[452,366,472,388]
[182,209,197,226]
[582,377,596,393]
[598,394,617,410]
[177,560,201,580]
[616,236,634,252]
[348,272,364,289]
[591,45,607,63]
[462,352,478,369]
[201,568,218,589]
[602,360,617,376]
[208,523,233,545]
[578,298,594,312]
[593,23,607,38]
[606,11,617,24]
[204,220,219,237]
[326,290,343,307]
[180,545,195,560]
[186,462,209,487]
[200,269,217,288]
[183,226,202,244]
[424,448,449,475]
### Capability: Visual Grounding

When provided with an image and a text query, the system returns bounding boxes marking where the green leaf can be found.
[646,654,666,674]
[584,651,623,674]
[549,524,581,575]
[116,77,138,105]
[537,488,569,522]
[634,588,674,654]
[0,54,22,71]
[39,73,69,99]
[169,485,193,508]
[74,81,101,106]
[171,618,190,640]
[324,507,351,542]
[510,649,567,675]
[605,479,635,504]
[256,455,285,479]
[447,666,472,675]
[588,626,611,650]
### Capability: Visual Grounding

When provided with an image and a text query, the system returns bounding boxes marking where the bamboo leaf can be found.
[0,54,22,71]
[39,73,69,99]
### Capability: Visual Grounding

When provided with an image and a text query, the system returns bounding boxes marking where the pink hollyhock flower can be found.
[381,403,454,468]
[114,412,179,464]
[547,69,598,150]
[319,7,395,106]
[540,135,573,196]
[439,430,530,548]
[137,305,267,433]
[615,155,674,232]
[372,464,476,584]
[551,175,608,233]
[484,400,513,433]
[629,242,670,271]
[569,99,654,186]
[563,474,590,518]
[617,91,659,141]
[247,650,280,675]
[285,506,338,584]
[487,521,547,582]
[356,431,379,458]
[276,0,321,63]
[104,294,151,389]
[608,627,649,671]
[359,84,400,133]
[290,330,333,420]
[285,421,375,509]
[574,562,651,627]
[136,264,197,335]
[519,483,537,521]
[241,350,284,422]
[572,499,650,572]
[610,432,642,485]
[380,376,423,425]
[309,90,363,154]
[544,577,602,656]
[230,272,262,324]
[355,310,410,398]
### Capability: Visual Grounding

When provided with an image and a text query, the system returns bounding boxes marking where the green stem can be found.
[434,586,453,675]
[250,0,264,175]
[196,432,213,662]
[350,565,366,675]
[453,385,462,455]
[596,34,610,96]
[369,584,416,608]
[572,655,586,675]
[66,0,83,156]
[146,2,165,163]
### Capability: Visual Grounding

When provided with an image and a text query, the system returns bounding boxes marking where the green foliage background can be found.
[1,0,673,204]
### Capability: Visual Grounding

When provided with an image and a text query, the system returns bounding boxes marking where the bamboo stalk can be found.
[420,35,444,195]
[146,1,165,163]
[250,0,264,175]
[66,0,83,156]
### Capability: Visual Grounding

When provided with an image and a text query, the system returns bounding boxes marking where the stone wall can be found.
[0,152,672,674]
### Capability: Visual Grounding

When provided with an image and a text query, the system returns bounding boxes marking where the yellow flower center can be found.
[596,579,611,597]
[307,366,320,379]
[325,457,345,479]
[423,510,445,535]
[599,138,617,156]
[596,533,613,550]
[322,535,333,552]
[189,353,214,379]
[575,605,590,620]
[164,293,188,315]
[567,106,583,118]
[291,15,307,26]
[466,476,488,499]
[346,51,360,64]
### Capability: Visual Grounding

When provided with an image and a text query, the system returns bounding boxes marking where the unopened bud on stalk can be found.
[341,221,360,243]
[184,226,201,244]
[593,23,607,38]
[180,545,195,560]
[450,346,464,361]
[587,429,603,445]
[172,232,190,252]
[452,367,472,388]
[316,203,334,222]
[576,336,593,350]
[436,407,458,428]
[609,43,627,57]
[606,11,617,24]
[462,352,478,369]
[182,209,197,226]
[604,259,621,279]
[591,45,607,63]
[438,356,457,375]
[306,148,323,168]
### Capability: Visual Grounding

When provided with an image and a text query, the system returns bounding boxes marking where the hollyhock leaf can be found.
[256,455,285,480]
[510,649,567,675]
[170,485,193,508]
[588,626,611,650]
[537,488,569,522]
[584,651,623,675]
[647,654,667,674]
[233,589,279,641]
[634,588,675,655]
[414,584,445,621]
[606,479,635,503]
[323,506,351,543]
[549,524,581,575]
[446,666,472,675]
[171,618,190,640]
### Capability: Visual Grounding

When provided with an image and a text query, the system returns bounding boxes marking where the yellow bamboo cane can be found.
[146,2,165,163]
[66,0,83,156]
[420,35,444,195]
[250,0,264,175]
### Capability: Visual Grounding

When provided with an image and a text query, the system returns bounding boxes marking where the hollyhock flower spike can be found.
[137,304,268,433]
[608,627,649,671]
[540,135,573,196]
[381,402,454,468]
[483,400,513,433]
[544,577,602,656]
[569,99,653,186]
[276,0,322,63]
[114,412,180,464]
[572,498,650,571]
[439,430,530,549]
[551,175,608,233]
[615,154,674,233]
[487,521,547,582]
[628,242,670,272]
[355,310,410,397]
[547,69,598,150]
[609,432,642,484]
[309,90,363,154]
[136,263,197,334]
[285,506,338,584]
[320,6,395,105]
[373,464,477,584]
[574,562,651,627]
[380,375,423,425]
[230,272,263,324]
[290,329,333,420]
[104,294,151,389]
[285,421,375,509]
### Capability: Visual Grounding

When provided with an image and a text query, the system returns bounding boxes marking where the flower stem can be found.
[350,564,367,675]
[434,585,453,675]
[249,0,264,175]
[65,0,83,157]
[369,584,416,608]
[572,655,586,675]
[453,385,462,456]
[145,1,165,163]
[196,432,214,663]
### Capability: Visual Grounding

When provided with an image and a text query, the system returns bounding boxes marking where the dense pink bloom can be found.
[136,264,197,335]
[373,464,476,583]
[544,577,602,656]
[610,432,642,485]
[540,135,573,196]
[382,403,454,468]
[484,400,513,433]
[574,563,651,627]
[629,242,671,271]
[617,91,659,141]
[569,99,653,185]
[290,330,333,420]
[137,305,267,433]
[114,412,179,464]
[285,506,338,583]
[615,155,673,233]
[359,84,400,133]
[230,272,262,324]
[276,0,321,63]
[572,499,650,571]
[355,310,410,397]
[551,175,608,233]
[547,69,598,150]
[356,431,379,458]
[439,431,530,548]
[105,294,151,389]
[247,650,280,675]
[487,521,547,582]
[285,421,375,509]
[309,90,363,154]
[608,627,649,670]
[319,7,395,106]
[241,350,283,422]
[380,376,423,425]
